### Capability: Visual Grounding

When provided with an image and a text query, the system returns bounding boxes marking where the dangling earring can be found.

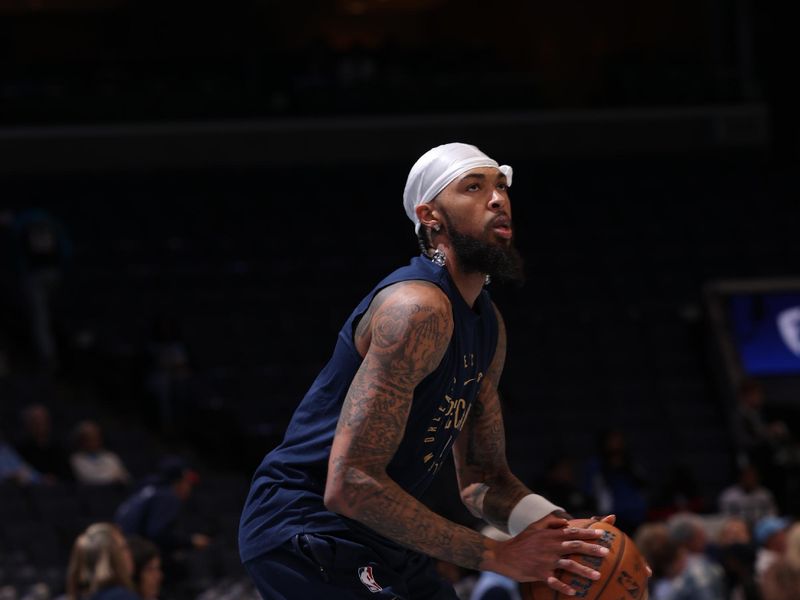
[484,274,491,286]
[433,224,441,232]
[431,249,446,267]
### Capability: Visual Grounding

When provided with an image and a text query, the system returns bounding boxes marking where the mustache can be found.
[489,214,512,228]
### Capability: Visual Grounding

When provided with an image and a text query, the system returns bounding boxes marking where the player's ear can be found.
[416,202,441,232]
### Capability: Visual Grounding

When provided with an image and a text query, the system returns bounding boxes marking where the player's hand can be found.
[587,515,652,577]
[489,517,609,594]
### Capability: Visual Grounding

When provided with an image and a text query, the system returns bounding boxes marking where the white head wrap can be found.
[403,142,513,234]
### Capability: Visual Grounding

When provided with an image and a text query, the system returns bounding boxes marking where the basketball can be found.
[521,519,649,600]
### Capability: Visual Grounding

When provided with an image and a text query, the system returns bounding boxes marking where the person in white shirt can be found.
[718,465,777,529]
[70,420,131,486]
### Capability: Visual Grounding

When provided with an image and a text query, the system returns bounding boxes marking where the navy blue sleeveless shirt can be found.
[238,256,499,562]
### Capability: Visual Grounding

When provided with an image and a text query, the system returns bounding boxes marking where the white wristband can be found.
[507,494,564,536]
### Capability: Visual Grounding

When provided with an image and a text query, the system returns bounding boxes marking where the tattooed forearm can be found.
[481,476,531,530]
[453,304,533,531]
[463,394,529,529]
[330,455,488,569]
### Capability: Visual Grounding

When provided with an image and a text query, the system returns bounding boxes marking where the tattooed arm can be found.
[324,281,490,569]
[452,303,569,531]
[324,285,604,588]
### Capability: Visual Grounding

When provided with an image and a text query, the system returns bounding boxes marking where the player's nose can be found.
[489,189,506,211]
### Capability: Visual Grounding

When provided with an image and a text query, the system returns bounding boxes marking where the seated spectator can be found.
[144,314,192,438]
[665,512,726,600]
[634,522,685,600]
[733,379,799,513]
[0,435,42,484]
[534,456,594,518]
[754,516,792,579]
[115,456,209,554]
[718,464,777,529]
[128,536,163,600]
[733,379,784,467]
[70,421,131,486]
[709,517,758,600]
[760,522,800,600]
[15,403,71,481]
[66,522,139,600]
[648,464,706,521]
[116,456,209,597]
[582,428,648,534]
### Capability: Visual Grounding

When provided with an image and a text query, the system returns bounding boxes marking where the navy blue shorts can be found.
[244,530,460,600]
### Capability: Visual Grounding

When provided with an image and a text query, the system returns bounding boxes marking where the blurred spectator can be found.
[534,456,594,518]
[469,526,520,600]
[634,522,684,599]
[753,516,791,579]
[582,428,648,534]
[128,537,163,600]
[15,403,71,481]
[115,456,209,554]
[709,517,759,600]
[665,512,726,600]
[733,379,799,512]
[718,464,777,528]
[733,379,784,464]
[70,421,131,486]
[115,456,209,599]
[770,429,800,516]
[65,522,139,600]
[143,315,191,438]
[11,208,72,373]
[649,464,706,521]
[0,435,42,484]
[760,522,800,600]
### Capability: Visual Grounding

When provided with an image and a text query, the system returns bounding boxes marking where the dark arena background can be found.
[1,1,800,599]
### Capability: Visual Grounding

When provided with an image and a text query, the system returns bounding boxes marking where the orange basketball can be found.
[521,519,649,600]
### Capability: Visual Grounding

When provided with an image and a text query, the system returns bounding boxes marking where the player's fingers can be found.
[562,526,605,539]
[546,518,569,529]
[599,514,616,525]
[590,514,616,525]
[556,558,602,582]
[561,540,610,557]
[547,575,577,596]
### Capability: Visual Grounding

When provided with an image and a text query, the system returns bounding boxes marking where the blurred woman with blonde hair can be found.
[66,522,140,600]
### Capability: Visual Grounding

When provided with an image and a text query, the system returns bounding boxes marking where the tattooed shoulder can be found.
[355,280,452,354]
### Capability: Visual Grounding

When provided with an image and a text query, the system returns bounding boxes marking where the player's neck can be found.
[448,268,486,308]
[435,246,485,308]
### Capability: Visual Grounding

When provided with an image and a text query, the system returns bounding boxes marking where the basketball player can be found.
[239,143,611,599]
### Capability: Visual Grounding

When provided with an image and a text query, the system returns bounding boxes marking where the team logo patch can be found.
[358,566,383,593]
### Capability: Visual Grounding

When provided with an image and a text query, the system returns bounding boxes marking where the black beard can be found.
[444,216,525,285]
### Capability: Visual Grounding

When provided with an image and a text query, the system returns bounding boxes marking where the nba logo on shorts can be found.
[358,566,383,593]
